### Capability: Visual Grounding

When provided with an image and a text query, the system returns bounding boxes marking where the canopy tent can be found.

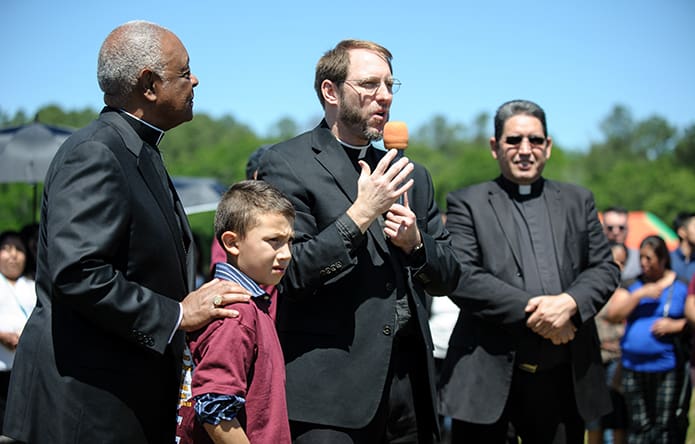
[172,176,227,215]
[624,211,678,251]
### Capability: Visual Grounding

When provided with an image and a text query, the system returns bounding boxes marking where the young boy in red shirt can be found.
[176,180,294,444]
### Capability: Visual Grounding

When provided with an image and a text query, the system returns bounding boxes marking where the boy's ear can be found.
[220,231,240,257]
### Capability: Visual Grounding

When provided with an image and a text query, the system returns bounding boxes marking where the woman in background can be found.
[0,230,37,430]
[605,235,689,443]
[587,241,629,444]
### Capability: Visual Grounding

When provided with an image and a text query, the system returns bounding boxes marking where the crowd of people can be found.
[1,19,694,444]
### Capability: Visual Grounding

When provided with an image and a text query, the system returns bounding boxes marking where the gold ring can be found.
[213,295,222,307]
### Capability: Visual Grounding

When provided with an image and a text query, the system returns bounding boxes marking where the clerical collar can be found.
[117,108,165,147]
[337,138,371,160]
[496,175,545,200]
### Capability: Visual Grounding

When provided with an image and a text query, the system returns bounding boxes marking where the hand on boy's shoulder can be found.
[179,279,251,332]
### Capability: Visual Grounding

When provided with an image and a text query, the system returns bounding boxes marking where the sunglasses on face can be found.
[504,135,546,146]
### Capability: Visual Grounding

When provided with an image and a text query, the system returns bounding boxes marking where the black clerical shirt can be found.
[496,176,570,371]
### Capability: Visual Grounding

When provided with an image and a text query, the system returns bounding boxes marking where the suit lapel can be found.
[138,149,189,277]
[543,181,567,272]
[100,110,190,288]
[172,187,196,291]
[312,129,359,202]
[488,184,523,270]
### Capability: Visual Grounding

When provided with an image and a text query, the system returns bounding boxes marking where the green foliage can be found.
[675,124,695,165]
[161,113,263,185]
[2,103,694,242]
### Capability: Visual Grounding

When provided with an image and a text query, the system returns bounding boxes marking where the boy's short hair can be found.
[214,180,295,245]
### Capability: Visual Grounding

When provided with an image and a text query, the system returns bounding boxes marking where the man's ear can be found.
[489,137,499,160]
[139,69,158,101]
[220,231,240,257]
[322,79,340,106]
[678,225,687,240]
[544,136,553,160]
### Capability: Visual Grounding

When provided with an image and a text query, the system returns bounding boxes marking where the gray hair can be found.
[97,20,169,100]
[493,99,548,141]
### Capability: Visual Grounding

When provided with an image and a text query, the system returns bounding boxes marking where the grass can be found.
[688,394,695,444]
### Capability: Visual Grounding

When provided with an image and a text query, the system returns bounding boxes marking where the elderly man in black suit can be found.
[3,20,250,444]
[257,39,461,443]
[438,99,620,444]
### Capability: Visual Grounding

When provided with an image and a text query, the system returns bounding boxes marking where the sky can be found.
[2,0,694,152]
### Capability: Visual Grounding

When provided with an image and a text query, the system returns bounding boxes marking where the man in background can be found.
[602,206,641,280]
[671,211,695,282]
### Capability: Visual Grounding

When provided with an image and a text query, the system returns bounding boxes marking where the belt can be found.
[517,363,539,374]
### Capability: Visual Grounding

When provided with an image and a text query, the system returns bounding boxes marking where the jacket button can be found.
[382,325,392,336]
[385,282,394,292]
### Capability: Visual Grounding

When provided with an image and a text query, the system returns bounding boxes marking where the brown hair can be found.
[314,39,393,108]
[214,180,295,244]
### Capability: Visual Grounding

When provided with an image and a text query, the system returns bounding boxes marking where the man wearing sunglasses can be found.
[439,99,620,443]
[602,206,641,280]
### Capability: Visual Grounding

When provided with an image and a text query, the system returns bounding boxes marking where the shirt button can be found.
[382,325,392,336]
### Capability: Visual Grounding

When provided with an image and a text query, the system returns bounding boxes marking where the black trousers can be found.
[0,371,10,433]
[451,364,584,444]
[291,334,434,444]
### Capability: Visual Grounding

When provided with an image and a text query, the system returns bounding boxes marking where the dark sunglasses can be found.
[606,225,626,232]
[504,135,546,146]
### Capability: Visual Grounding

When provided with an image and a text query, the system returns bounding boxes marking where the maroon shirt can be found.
[176,294,290,443]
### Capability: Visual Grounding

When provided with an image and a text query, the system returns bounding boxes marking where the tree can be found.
[268,116,299,141]
[674,124,695,166]
[2,103,694,241]
[631,116,676,160]
[414,115,466,154]
[472,111,490,145]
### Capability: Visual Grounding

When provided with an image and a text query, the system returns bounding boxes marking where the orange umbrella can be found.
[624,211,679,251]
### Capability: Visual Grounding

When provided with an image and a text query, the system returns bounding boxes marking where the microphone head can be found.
[383,121,408,149]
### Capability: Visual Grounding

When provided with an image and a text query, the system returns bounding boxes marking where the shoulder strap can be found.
[663,283,675,318]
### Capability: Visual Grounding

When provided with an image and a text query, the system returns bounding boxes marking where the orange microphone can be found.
[383,121,409,204]
[383,121,408,150]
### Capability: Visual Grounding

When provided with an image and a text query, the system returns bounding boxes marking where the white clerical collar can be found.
[518,184,532,195]
[336,138,371,160]
[119,109,165,146]
[336,138,370,150]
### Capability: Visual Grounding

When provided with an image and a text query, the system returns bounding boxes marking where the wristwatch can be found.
[407,241,425,265]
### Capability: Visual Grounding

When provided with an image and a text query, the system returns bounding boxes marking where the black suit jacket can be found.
[257,121,461,429]
[4,109,194,443]
[438,177,619,424]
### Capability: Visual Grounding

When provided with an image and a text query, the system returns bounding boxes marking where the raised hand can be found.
[346,148,414,233]
[384,192,421,253]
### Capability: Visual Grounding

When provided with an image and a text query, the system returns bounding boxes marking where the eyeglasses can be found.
[343,78,401,95]
[606,225,626,232]
[504,135,546,146]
